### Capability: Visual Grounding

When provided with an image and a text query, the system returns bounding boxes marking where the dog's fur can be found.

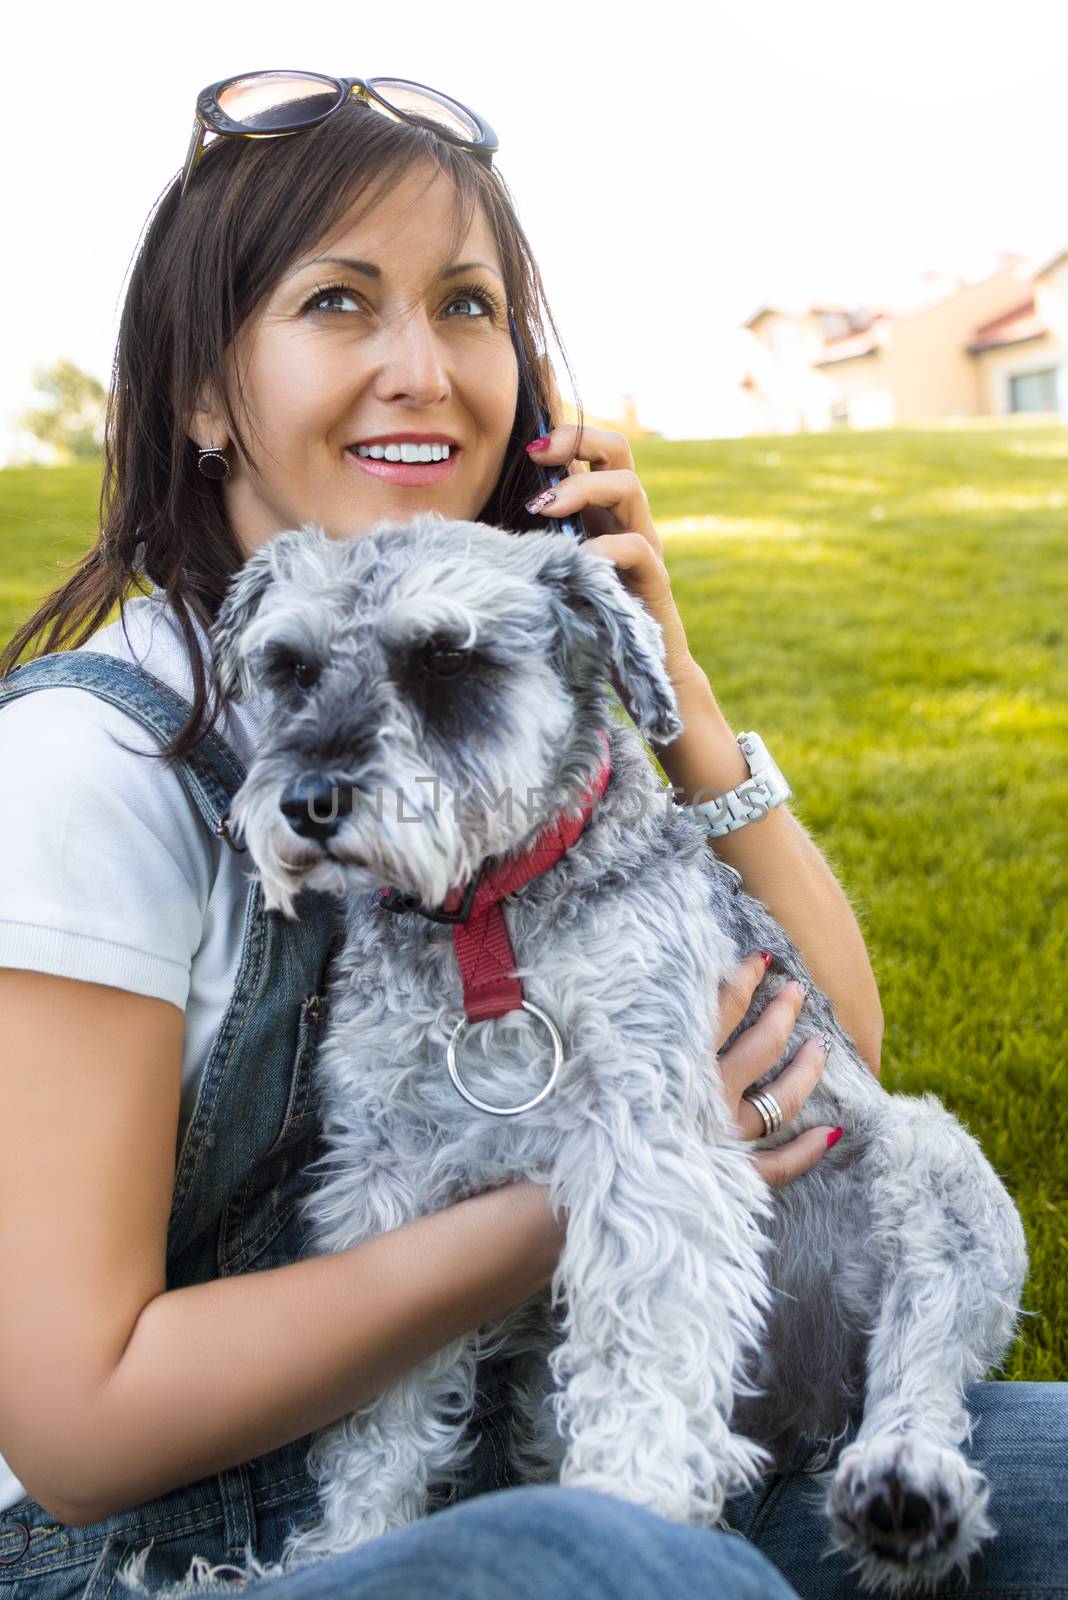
[202,512,1026,1594]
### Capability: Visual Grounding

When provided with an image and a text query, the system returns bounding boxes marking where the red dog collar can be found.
[378,728,612,1022]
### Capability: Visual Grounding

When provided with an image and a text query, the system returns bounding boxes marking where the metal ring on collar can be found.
[745,1088,784,1138]
[446,1000,564,1117]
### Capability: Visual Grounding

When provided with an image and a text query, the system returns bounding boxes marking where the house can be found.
[970,250,1068,415]
[739,254,1068,432]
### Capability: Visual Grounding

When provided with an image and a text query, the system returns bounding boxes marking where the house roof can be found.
[811,334,879,367]
[742,255,1058,373]
[744,302,879,333]
[742,305,785,330]
[968,297,1049,355]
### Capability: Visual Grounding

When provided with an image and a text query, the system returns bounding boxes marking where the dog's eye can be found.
[265,651,321,692]
[291,660,321,691]
[421,636,470,677]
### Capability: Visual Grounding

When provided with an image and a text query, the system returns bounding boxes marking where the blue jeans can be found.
[236,1381,1064,1600]
[250,1484,798,1600]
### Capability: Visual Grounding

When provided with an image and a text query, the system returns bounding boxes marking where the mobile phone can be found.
[510,307,586,542]
[529,411,587,543]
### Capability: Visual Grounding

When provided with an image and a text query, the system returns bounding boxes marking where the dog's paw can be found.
[826,1434,994,1594]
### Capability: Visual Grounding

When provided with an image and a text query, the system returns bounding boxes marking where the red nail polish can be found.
[758,951,773,969]
[525,436,551,452]
[826,1127,844,1149]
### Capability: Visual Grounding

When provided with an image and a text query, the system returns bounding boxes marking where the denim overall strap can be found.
[0,650,246,843]
[0,650,345,1594]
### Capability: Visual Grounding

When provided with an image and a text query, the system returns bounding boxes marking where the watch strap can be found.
[685,730,792,838]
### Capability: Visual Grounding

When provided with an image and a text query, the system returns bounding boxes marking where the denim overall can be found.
[0,652,513,1600]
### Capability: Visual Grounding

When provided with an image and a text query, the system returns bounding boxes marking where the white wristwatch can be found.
[681,730,793,838]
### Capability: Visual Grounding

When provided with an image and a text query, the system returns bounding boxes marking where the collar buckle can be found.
[377,858,485,925]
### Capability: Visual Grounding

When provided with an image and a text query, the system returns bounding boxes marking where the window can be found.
[1009,368,1060,413]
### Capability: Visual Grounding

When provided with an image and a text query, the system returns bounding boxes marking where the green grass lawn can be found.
[2,424,1066,1378]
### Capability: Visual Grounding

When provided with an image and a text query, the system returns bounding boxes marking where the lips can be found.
[344,445,459,487]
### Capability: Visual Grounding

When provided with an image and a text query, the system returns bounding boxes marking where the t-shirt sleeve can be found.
[0,688,213,1010]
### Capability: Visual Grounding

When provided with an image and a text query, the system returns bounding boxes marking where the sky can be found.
[6,0,1068,457]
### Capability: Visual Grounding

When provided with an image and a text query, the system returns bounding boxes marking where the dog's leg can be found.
[275,1346,485,1566]
[827,1095,1027,1594]
[547,1112,774,1527]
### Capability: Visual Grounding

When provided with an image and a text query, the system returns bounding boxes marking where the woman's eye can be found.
[305,285,360,315]
[421,637,470,677]
[444,293,492,319]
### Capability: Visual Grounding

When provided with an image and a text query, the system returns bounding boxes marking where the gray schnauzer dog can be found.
[208,511,1026,1595]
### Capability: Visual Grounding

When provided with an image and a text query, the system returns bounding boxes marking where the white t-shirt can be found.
[0,591,265,1512]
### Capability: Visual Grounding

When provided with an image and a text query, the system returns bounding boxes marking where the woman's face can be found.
[198,165,520,559]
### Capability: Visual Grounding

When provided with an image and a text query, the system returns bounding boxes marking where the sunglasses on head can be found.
[180,69,499,199]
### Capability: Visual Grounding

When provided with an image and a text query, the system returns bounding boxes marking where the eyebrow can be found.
[291,256,504,282]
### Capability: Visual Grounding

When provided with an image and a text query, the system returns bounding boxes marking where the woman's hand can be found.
[714,952,841,1187]
[523,424,704,693]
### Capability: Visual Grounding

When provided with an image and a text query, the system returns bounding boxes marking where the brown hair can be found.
[0,103,583,761]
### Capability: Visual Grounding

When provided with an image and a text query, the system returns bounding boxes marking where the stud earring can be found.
[196,444,231,481]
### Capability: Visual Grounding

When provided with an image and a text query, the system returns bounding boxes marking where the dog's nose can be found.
[280,780,353,843]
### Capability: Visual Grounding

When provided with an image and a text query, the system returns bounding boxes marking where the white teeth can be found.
[353,442,451,461]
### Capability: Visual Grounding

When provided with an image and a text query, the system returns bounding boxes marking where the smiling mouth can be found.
[353,442,455,462]
[345,445,459,486]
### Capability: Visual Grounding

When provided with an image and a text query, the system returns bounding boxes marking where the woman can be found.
[0,74,1061,1600]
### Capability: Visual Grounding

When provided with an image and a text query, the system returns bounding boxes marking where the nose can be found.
[279,780,354,844]
[373,310,450,408]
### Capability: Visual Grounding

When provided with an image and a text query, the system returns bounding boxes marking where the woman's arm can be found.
[519,426,883,1076]
[0,969,564,1529]
[660,669,885,1077]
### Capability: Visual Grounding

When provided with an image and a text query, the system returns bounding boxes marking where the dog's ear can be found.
[539,539,684,745]
[211,524,324,701]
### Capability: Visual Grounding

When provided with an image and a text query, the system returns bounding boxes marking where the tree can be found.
[20,358,107,461]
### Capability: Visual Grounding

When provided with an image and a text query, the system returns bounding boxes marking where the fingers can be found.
[523,424,665,557]
[713,951,771,1052]
[524,423,634,472]
[579,530,671,589]
[524,465,653,542]
[717,972,810,1093]
[733,1034,830,1141]
[753,1127,842,1189]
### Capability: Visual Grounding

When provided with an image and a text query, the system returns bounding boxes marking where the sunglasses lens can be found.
[369,79,483,143]
[217,72,344,130]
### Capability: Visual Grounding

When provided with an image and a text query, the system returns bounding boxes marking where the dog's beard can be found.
[229,730,575,920]
[230,773,484,920]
